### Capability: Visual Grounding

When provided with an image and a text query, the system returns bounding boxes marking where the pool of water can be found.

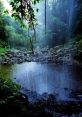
[0,62,82,100]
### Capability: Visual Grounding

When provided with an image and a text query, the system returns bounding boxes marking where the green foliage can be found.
[0,74,20,104]
[0,77,19,95]
[5,23,30,48]
[0,40,8,48]
[75,34,82,42]
[9,0,41,52]
[32,0,40,4]
[75,35,82,50]
[0,1,31,49]
[10,0,40,27]
[0,16,7,42]
[0,2,30,49]
[78,39,82,50]
[0,47,7,55]
[0,66,28,117]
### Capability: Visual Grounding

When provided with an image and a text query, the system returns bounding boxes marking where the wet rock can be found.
[70,89,82,100]
[0,46,81,65]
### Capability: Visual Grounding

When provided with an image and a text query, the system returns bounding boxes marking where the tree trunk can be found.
[45,0,46,34]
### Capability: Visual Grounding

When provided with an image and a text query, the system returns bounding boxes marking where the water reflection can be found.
[0,62,82,100]
[0,64,12,79]
[11,62,82,100]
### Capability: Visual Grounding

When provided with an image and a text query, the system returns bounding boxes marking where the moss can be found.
[0,47,7,55]
[0,77,20,99]
[0,77,27,117]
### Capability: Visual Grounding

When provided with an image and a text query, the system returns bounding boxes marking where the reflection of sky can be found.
[11,62,82,100]
[48,0,57,9]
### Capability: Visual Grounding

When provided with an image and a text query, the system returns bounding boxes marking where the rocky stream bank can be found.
[0,46,82,117]
[0,46,81,65]
[1,88,82,117]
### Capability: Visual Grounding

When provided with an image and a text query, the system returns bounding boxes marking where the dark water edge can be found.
[11,62,82,100]
[0,62,82,116]
[0,62,82,101]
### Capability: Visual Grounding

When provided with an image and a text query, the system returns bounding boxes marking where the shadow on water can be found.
[0,62,82,100]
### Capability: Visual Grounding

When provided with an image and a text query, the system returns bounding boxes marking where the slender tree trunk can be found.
[28,28,34,54]
[45,0,46,34]
[20,0,23,19]
[32,23,36,41]
[30,37,34,54]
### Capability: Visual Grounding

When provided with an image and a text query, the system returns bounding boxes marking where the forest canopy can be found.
[0,0,82,49]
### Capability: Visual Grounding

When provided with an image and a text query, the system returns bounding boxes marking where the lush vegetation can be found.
[0,0,39,53]
[0,68,52,117]
[0,0,82,116]
[0,0,82,51]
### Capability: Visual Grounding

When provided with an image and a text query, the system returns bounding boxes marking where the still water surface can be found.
[0,62,82,100]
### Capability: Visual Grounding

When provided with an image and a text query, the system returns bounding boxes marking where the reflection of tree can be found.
[0,65,12,79]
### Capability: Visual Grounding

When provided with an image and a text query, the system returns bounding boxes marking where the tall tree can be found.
[10,0,40,52]
[45,0,46,34]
